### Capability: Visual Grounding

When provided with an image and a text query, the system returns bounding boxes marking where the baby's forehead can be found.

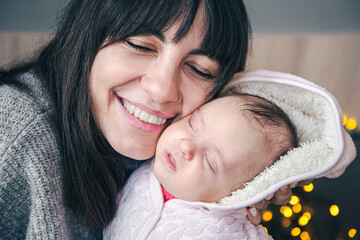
[204,95,245,111]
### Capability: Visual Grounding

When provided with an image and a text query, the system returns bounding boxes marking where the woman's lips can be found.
[164,152,176,172]
[115,94,170,133]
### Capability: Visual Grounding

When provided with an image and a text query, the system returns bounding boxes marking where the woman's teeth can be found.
[121,100,167,125]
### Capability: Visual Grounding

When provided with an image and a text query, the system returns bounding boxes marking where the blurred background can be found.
[0,0,359,239]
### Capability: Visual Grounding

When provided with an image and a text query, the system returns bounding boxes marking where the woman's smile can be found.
[115,94,171,133]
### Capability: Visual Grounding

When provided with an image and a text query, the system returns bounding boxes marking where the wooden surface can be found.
[1,32,359,121]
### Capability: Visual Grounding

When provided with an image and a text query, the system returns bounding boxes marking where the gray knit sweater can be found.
[0,72,101,239]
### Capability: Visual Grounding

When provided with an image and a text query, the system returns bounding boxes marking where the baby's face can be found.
[154,96,270,202]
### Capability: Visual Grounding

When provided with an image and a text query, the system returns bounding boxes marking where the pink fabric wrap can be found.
[104,162,272,240]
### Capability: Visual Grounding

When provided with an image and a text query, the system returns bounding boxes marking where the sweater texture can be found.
[1,72,109,239]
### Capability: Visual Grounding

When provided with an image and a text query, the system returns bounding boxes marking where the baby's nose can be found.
[179,138,195,161]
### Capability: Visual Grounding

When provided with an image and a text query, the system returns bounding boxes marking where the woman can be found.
[0,0,290,238]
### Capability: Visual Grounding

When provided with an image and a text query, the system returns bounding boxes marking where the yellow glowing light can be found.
[330,205,339,216]
[349,229,357,238]
[303,212,311,220]
[262,211,273,222]
[281,218,291,228]
[343,114,348,125]
[280,205,286,214]
[282,206,293,218]
[300,231,309,240]
[298,216,309,226]
[303,183,314,192]
[293,203,302,213]
[347,118,357,130]
[289,195,300,205]
[291,227,301,236]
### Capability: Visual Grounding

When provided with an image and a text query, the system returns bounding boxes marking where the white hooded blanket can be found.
[104,69,356,240]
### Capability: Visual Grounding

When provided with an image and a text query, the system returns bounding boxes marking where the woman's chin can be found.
[113,143,155,160]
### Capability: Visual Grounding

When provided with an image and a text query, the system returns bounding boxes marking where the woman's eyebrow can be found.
[146,31,165,42]
[189,49,211,58]
[152,33,212,59]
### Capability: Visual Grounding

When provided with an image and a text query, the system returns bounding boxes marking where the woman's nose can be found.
[140,57,180,104]
[178,138,195,161]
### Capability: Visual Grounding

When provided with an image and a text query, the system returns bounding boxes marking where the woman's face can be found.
[90,7,219,160]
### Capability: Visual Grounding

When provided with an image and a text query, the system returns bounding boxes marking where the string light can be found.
[289,195,300,205]
[303,183,314,192]
[303,212,311,220]
[280,205,286,214]
[262,211,273,222]
[300,231,310,240]
[329,205,339,216]
[298,215,309,226]
[291,227,301,237]
[347,118,357,130]
[348,229,357,238]
[292,203,302,213]
[282,206,293,218]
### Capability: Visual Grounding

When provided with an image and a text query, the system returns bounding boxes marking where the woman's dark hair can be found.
[0,0,251,229]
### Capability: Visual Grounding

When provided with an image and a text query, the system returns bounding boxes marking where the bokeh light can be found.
[329,205,339,216]
[289,195,300,205]
[347,118,357,130]
[343,114,348,125]
[303,212,311,220]
[298,215,309,226]
[300,231,310,240]
[262,211,273,222]
[348,229,357,238]
[293,203,302,213]
[291,227,301,237]
[303,183,314,192]
[282,206,293,218]
[280,205,286,214]
[281,218,291,228]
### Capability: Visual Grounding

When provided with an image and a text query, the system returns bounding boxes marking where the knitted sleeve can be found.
[0,82,97,239]
[0,113,67,239]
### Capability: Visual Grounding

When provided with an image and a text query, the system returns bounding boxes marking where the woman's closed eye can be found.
[125,40,157,54]
[185,63,215,80]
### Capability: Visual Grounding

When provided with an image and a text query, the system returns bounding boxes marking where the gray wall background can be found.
[0,0,359,33]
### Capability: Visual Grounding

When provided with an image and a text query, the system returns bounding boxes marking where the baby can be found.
[104,93,298,240]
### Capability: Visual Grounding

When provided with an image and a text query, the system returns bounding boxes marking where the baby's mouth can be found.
[120,99,168,126]
[165,152,176,171]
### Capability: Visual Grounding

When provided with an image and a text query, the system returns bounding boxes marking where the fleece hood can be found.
[181,69,356,212]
